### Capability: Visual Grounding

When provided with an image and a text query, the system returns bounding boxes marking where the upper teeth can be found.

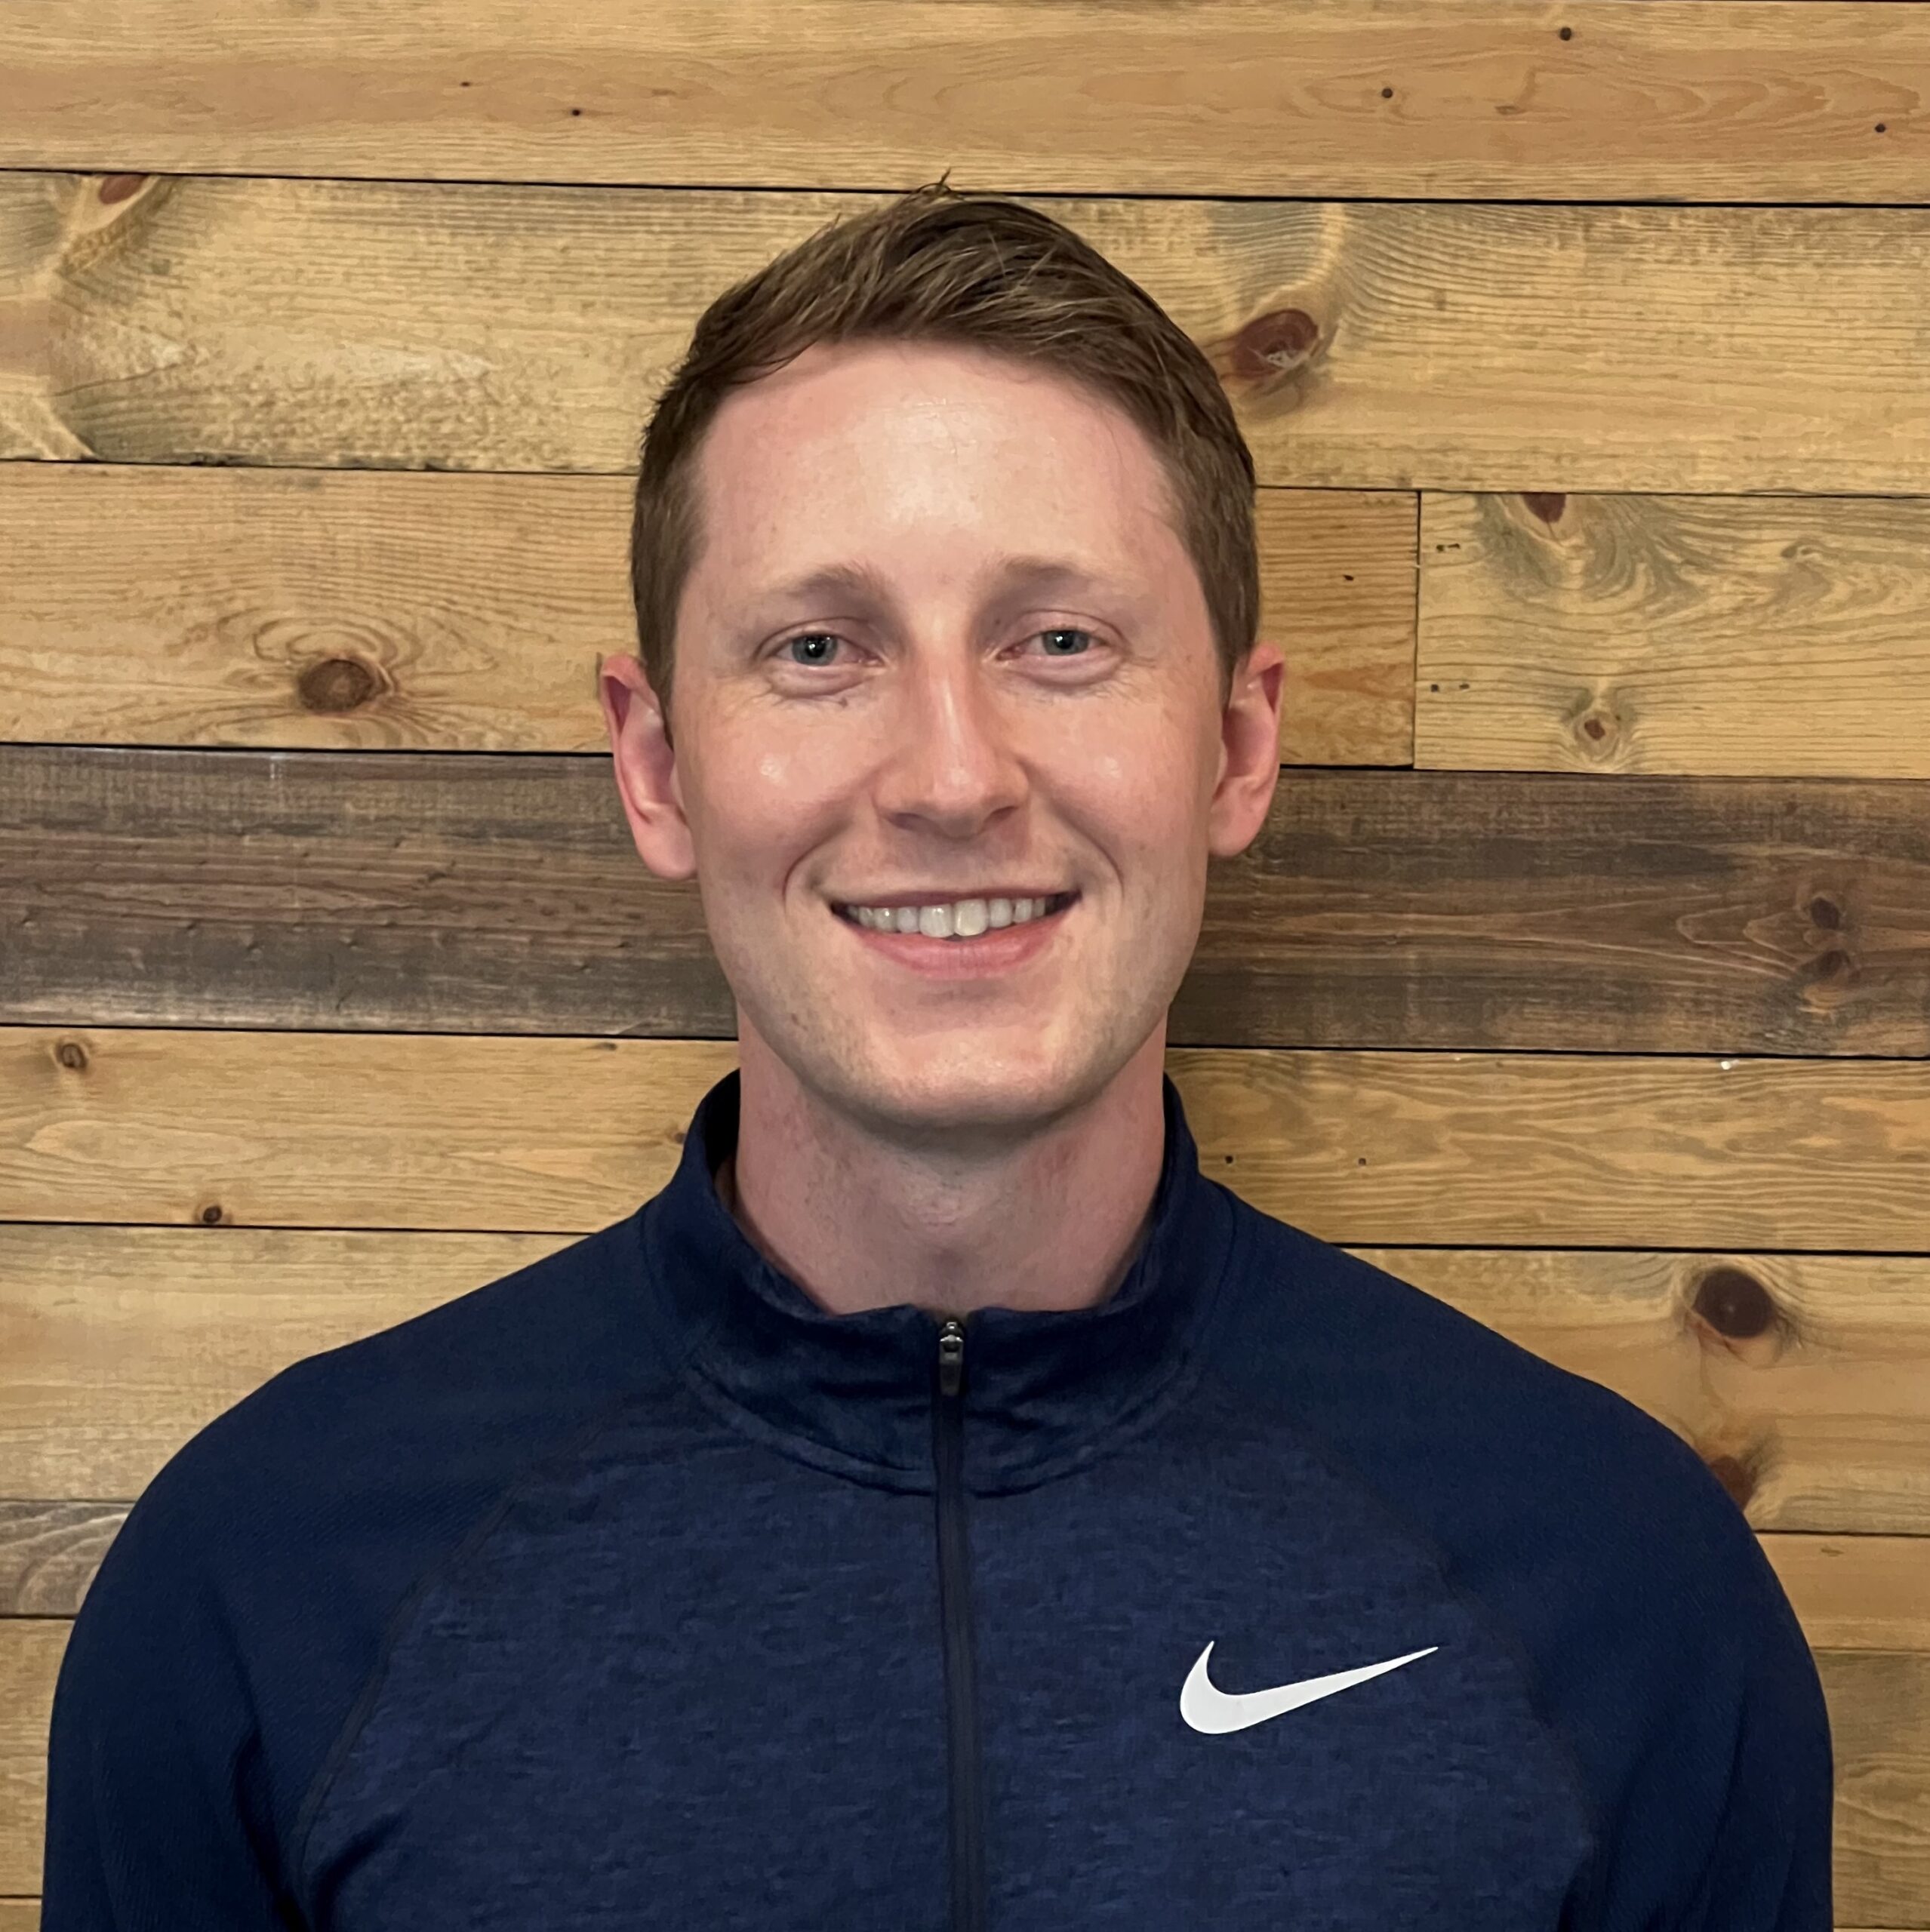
[845,896,1060,938]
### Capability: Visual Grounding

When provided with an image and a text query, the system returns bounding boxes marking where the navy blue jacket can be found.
[41,1072,1833,1929]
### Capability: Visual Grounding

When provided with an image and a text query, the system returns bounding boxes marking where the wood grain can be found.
[12,171,1930,492]
[0,464,1417,768]
[8,753,1928,1054]
[1760,1537,1930,1652]
[2,2,1927,203]
[1360,1248,1930,1535]
[1830,1650,1930,1920]
[0,1617,1917,1915]
[1417,492,1930,778]
[10,1029,1930,1254]
[5,1221,1925,1532]
[0,1623,63,1898]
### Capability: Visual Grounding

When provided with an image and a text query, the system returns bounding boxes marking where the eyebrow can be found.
[743,554,1126,621]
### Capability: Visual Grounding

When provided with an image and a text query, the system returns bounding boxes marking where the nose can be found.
[870,650,1027,840]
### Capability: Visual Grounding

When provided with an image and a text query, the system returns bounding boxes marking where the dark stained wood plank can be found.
[7,749,1928,1055]
[2,2,1927,204]
[0,464,1417,768]
[0,1503,133,1618]
[1418,492,1930,778]
[10,172,1930,492]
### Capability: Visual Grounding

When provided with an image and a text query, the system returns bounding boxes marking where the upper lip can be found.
[829,888,1074,907]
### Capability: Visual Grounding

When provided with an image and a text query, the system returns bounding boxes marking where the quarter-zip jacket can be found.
[42,1072,1833,1930]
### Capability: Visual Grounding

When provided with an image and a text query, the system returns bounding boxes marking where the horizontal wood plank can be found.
[1360,1248,1930,1535]
[0,465,1417,768]
[8,753,1928,1055]
[0,1623,63,1897]
[1760,1537,1930,1652]
[5,1222,1925,1532]
[11,173,1930,492]
[9,1029,1930,1252]
[0,1618,1919,1915]
[2,2,1928,203]
[1417,492,1930,778]
[1829,1650,1930,1921]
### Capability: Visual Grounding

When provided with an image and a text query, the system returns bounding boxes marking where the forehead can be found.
[682,339,1190,617]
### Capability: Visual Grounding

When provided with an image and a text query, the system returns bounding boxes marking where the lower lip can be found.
[833,900,1074,975]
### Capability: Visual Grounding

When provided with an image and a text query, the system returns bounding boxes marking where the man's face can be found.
[605,338,1282,1142]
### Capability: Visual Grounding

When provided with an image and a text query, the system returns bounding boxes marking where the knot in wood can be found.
[1231,308,1322,384]
[298,655,382,714]
[1692,1265,1776,1340]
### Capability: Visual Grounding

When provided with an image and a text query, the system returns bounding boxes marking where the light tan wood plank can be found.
[1263,489,1416,767]
[1417,492,1930,779]
[2,3,1928,203]
[0,1028,734,1231]
[11,173,1930,493]
[5,1214,1930,1536]
[1,1617,1919,1915]
[11,1027,1930,1248]
[0,464,1415,767]
[0,1623,63,1897]
[1760,1537,1930,1652]
[1830,1651,1930,1921]
[0,1902,35,1932]
[1174,1047,1930,1253]
[0,1229,565,1503]
[1353,1251,1930,1536]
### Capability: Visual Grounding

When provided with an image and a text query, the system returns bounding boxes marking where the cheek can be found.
[685,719,853,883]
[1062,727,1212,875]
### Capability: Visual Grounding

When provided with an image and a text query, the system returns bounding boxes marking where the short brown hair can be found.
[629,176,1260,731]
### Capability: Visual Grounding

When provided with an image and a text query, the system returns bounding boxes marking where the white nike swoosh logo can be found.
[1179,1640,1439,1734]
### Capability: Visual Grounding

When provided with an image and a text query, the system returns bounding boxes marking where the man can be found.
[42,180,1832,1929]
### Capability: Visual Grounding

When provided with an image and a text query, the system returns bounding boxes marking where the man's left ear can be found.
[1207,640,1285,859]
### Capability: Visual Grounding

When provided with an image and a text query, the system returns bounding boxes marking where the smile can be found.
[833,891,1077,940]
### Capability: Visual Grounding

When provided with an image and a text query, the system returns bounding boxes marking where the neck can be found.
[720,1025,1169,1319]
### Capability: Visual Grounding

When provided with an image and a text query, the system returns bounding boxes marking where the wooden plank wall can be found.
[3,3,1929,1922]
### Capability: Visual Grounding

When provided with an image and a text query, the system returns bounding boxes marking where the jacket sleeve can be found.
[38,1467,294,1929]
[1671,1552,1836,1931]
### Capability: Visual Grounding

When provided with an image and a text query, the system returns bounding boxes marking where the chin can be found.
[814,1029,1132,1143]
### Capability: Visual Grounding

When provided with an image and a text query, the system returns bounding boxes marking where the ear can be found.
[1206,639,1285,860]
[599,652,697,880]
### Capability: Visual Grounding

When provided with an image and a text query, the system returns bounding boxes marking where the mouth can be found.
[830,890,1078,942]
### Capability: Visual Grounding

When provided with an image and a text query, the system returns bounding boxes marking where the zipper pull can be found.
[937,1316,966,1398]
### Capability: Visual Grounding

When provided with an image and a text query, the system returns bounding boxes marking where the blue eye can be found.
[783,632,839,665]
[1036,628,1092,656]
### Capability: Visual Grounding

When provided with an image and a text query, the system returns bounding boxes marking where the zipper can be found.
[933,1315,988,1932]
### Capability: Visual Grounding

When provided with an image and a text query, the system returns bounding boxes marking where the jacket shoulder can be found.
[42,1214,669,1921]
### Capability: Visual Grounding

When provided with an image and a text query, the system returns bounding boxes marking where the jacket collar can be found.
[634,1070,1237,1494]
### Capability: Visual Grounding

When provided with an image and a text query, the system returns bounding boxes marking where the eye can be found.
[1030,627,1095,657]
[780,632,843,666]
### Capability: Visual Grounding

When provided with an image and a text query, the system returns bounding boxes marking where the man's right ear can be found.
[599,652,697,881]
